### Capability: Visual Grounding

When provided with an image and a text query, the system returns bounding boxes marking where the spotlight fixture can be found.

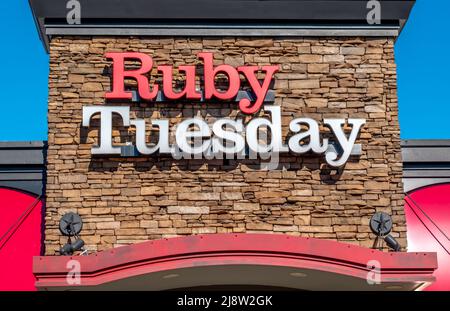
[384,234,401,252]
[369,212,401,252]
[60,238,85,256]
[58,212,85,256]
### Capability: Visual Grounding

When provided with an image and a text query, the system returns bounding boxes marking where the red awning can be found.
[33,233,437,291]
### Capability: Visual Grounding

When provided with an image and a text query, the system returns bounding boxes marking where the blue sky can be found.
[0,0,448,141]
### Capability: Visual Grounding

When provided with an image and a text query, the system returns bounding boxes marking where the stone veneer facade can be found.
[44,36,405,255]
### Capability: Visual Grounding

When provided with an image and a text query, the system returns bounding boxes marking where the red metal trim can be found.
[405,197,450,255]
[404,183,450,291]
[33,234,437,289]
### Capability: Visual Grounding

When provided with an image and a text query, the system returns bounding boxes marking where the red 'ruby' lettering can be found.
[105,52,278,114]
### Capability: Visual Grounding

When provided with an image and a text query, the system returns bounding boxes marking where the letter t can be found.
[82,106,130,154]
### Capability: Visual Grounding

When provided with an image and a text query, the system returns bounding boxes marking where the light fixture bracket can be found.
[370,212,393,237]
[59,212,83,237]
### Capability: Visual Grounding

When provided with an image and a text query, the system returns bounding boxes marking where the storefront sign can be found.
[82,52,366,167]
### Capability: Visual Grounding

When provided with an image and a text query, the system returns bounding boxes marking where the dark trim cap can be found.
[402,140,450,192]
[0,141,47,196]
[29,0,416,52]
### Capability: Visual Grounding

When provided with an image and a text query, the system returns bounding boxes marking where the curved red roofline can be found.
[33,233,437,290]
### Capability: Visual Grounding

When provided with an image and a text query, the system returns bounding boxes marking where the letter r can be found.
[105,52,158,100]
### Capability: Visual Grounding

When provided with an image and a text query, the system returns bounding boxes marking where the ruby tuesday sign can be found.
[82,52,365,167]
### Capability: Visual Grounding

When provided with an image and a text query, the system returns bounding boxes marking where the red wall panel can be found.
[0,188,42,291]
[405,183,450,291]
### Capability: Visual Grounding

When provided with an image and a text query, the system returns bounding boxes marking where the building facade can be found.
[1,0,449,291]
